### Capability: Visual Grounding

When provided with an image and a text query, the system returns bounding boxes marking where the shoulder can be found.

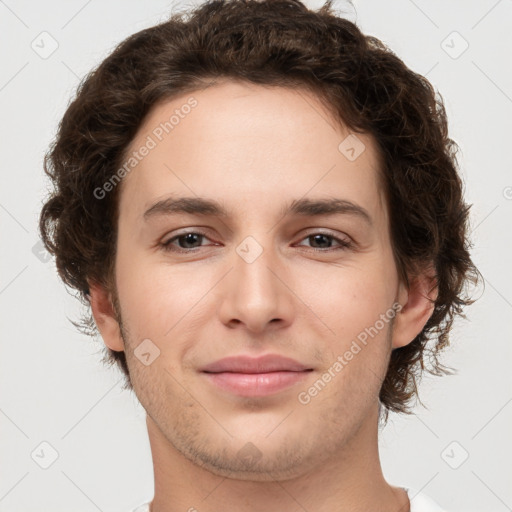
[130,502,151,512]
[405,487,449,512]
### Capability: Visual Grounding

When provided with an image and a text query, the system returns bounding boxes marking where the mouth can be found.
[201,369,314,397]
[200,354,313,373]
[199,353,314,397]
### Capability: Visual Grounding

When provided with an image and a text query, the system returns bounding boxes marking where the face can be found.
[96,80,423,481]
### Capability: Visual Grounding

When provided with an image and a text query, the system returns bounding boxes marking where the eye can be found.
[161,230,212,253]
[295,232,353,252]
[160,230,353,253]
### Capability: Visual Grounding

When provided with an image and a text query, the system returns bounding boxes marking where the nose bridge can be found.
[234,232,282,301]
[218,232,292,331]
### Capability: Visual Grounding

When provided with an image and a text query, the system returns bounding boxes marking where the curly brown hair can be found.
[39,0,481,421]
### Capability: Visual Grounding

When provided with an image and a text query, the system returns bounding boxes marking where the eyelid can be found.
[161,228,213,249]
[294,230,353,251]
[161,228,211,243]
[298,228,351,242]
[161,228,354,253]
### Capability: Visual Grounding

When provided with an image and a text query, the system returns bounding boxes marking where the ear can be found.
[88,281,125,352]
[392,267,438,350]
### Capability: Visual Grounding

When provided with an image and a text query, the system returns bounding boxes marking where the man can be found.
[39,1,480,511]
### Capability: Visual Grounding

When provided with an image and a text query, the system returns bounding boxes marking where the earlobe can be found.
[88,281,125,352]
[391,270,438,350]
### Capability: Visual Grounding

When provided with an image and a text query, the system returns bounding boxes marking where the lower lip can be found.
[202,370,312,397]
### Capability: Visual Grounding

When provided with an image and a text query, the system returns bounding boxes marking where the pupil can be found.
[312,234,330,248]
[181,233,200,248]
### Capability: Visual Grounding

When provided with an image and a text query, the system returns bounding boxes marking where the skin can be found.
[89,79,437,512]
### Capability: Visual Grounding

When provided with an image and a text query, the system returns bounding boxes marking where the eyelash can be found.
[160,230,353,254]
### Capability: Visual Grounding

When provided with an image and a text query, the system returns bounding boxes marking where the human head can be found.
[39,0,480,425]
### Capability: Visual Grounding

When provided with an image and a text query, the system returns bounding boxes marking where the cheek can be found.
[116,253,216,346]
[304,260,395,323]
[115,220,183,332]
[298,260,398,367]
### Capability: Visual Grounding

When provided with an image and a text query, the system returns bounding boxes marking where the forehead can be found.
[118,80,386,224]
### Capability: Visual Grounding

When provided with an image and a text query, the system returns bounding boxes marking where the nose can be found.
[216,236,294,334]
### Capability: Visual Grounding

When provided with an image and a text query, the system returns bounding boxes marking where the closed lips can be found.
[201,354,313,373]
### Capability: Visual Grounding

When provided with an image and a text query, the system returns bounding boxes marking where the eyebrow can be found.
[143,196,373,226]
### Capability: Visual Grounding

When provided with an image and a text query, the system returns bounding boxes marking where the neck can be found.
[145,404,410,512]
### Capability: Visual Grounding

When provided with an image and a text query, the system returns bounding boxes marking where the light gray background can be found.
[1,0,511,511]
